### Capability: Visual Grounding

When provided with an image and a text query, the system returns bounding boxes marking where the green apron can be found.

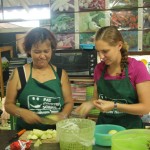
[96,66,143,129]
[16,64,64,130]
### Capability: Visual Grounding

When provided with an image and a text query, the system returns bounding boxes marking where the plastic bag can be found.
[5,140,31,150]
[56,118,95,150]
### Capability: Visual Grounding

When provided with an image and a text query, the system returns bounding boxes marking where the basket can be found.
[56,118,96,150]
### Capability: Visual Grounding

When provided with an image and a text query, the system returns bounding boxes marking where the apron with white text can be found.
[16,64,64,130]
[96,66,143,129]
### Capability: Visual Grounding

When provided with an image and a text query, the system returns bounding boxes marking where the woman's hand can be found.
[19,109,42,124]
[74,101,95,117]
[1,110,10,127]
[93,99,114,113]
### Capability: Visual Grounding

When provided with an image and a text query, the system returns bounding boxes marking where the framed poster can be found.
[121,30,138,51]
[143,0,150,7]
[109,0,138,9]
[79,33,95,44]
[50,13,75,33]
[78,0,105,11]
[143,29,150,51]
[110,10,138,29]
[50,0,75,12]
[78,11,107,32]
[143,8,150,29]
[55,34,75,50]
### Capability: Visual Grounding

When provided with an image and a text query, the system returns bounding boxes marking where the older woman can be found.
[5,27,73,130]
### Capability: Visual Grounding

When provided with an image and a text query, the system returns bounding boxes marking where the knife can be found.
[9,129,26,143]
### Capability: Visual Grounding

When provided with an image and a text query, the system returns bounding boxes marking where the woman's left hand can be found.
[93,99,114,113]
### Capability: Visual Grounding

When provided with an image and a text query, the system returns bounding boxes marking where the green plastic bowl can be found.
[94,124,126,146]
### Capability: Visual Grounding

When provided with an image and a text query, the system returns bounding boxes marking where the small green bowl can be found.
[94,124,126,146]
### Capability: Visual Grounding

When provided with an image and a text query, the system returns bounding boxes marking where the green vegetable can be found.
[34,139,42,147]
[2,62,9,71]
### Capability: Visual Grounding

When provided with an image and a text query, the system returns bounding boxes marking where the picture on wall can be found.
[143,8,150,29]
[78,0,105,11]
[143,29,150,51]
[79,11,106,32]
[49,0,150,52]
[50,0,75,12]
[55,34,75,50]
[143,0,150,7]
[110,10,138,29]
[121,30,138,51]
[50,13,75,33]
[79,33,95,44]
[109,0,138,9]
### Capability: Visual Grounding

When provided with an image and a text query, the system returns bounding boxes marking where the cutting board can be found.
[19,131,58,143]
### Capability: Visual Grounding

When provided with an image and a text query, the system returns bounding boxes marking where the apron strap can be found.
[101,65,128,78]
[17,66,26,97]
[57,67,62,80]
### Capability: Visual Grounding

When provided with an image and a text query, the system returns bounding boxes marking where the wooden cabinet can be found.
[0,46,13,98]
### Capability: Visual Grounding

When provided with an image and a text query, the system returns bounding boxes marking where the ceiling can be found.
[0,0,50,30]
[2,0,50,8]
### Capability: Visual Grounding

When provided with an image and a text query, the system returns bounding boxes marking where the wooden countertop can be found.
[0,130,110,150]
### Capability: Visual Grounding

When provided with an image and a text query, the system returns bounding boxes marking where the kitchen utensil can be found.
[94,124,126,146]
[56,118,95,150]
[9,129,26,143]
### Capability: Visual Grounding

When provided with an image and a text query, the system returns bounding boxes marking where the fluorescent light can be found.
[3,7,50,20]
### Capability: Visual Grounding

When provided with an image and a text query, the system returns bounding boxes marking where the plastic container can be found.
[80,44,95,50]
[56,118,96,150]
[111,129,150,150]
[86,86,94,101]
[94,124,126,146]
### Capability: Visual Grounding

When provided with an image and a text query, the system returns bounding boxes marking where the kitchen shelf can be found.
[69,77,94,82]
[128,51,150,55]
[0,46,13,98]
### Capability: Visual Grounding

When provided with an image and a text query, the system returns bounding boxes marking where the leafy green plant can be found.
[2,62,9,71]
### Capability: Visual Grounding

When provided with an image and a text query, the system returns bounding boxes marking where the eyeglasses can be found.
[32,49,51,54]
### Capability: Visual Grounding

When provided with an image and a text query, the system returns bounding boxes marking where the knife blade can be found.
[9,129,26,143]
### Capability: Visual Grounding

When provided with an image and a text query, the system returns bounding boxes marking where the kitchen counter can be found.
[0,130,111,150]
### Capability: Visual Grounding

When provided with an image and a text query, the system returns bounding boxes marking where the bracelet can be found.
[113,101,117,114]
[114,101,117,109]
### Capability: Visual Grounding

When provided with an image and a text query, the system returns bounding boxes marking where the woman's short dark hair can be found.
[23,27,57,54]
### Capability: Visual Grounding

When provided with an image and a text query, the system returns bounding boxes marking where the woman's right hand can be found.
[19,109,42,124]
[74,101,95,117]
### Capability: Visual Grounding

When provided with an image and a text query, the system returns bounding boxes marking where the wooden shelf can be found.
[128,51,150,55]
[0,46,13,98]
[69,77,94,82]
[74,100,86,103]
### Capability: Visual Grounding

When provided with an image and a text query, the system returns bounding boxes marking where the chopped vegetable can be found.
[108,130,118,135]
[26,129,57,147]
[34,139,42,147]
